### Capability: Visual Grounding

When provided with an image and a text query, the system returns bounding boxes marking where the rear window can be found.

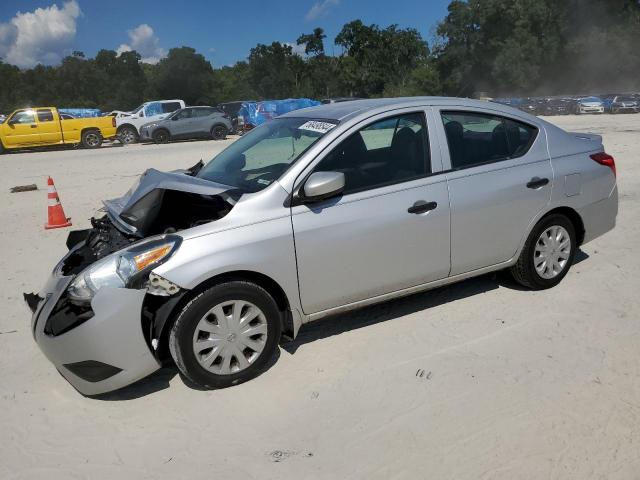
[441,111,538,169]
[162,102,182,113]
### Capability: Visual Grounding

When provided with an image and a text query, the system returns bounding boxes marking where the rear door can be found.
[36,109,62,145]
[436,107,552,275]
[1,110,41,146]
[291,109,451,314]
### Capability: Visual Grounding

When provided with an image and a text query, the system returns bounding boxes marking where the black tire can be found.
[510,214,576,290]
[211,124,227,140]
[153,129,170,144]
[169,280,282,389]
[81,129,102,149]
[117,125,139,144]
[0,139,4,154]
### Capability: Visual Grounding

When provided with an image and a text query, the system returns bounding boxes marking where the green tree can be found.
[152,47,214,104]
[247,42,297,98]
[297,27,326,56]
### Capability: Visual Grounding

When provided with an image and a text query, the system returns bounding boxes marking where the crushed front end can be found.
[27,165,238,395]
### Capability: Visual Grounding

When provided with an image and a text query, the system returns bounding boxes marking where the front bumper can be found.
[30,271,161,396]
[139,129,152,141]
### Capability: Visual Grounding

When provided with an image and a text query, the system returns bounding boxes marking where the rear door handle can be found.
[526,177,549,189]
[30,124,37,128]
[408,201,437,214]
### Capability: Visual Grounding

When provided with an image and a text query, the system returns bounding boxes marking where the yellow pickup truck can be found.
[0,107,117,152]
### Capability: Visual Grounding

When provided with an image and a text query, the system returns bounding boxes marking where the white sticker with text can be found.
[298,120,336,134]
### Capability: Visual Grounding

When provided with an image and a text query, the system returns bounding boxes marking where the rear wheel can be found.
[510,214,576,290]
[211,125,227,140]
[81,129,102,149]
[118,125,139,144]
[169,280,282,389]
[153,129,170,144]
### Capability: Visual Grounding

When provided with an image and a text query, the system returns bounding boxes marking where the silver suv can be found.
[27,98,618,395]
[139,106,233,144]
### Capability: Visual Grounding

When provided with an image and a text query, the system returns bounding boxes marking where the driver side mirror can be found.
[300,171,345,203]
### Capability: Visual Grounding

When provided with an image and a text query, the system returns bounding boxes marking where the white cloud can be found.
[285,42,307,56]
[117,24,166,64]
[0,0,81,68]
[305,0,339,21]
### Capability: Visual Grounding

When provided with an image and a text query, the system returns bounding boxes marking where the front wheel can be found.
[510,214,576,290]
[81,129,102,149]
[169,281,282,389]
[211,125,228,140]
[153,129,170,144]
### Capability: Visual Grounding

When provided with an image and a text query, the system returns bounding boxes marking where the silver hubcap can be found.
[192,300,268,375]
[86,133,100,146]
[534,225,571,279]
[120,129,136,143]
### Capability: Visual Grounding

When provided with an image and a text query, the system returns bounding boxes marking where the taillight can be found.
[590,152,616,177]
[112,117,116,127]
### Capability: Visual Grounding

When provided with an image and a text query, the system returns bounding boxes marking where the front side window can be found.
[37,109,54,122]
[145,102,163,117]
[198,117,336,192]
[313,112,430,195]
[173,109,193,120]
[10,110,36,124]
[441,111,537,170]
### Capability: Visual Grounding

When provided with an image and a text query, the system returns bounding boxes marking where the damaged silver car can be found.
[27,98,618,395]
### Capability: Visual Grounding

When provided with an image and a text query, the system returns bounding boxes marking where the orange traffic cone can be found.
[44,176,72,229]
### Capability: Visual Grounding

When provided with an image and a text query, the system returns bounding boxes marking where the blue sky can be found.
[0,0,450,68]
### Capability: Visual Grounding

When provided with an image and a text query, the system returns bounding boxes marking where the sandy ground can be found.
[0,115,639,479]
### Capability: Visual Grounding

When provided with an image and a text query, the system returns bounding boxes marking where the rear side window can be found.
[441,111,537,170]
[37,109,54,122]
[162,102,182,113]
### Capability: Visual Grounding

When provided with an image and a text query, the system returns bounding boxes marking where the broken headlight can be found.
[67,235,181,303]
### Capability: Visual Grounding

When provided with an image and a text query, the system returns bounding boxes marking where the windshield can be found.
[197,117,337,192]
[131,104,144,115]
[618,96,636,102]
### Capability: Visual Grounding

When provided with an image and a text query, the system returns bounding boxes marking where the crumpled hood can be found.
[104,168,237,236]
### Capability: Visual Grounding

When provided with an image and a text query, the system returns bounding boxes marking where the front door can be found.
[1,110,41,146]
[291,111,451,314]
[169,108,195,137]
[437,108,552,275]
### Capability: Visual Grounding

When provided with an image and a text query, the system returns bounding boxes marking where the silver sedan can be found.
[27,97,618,395]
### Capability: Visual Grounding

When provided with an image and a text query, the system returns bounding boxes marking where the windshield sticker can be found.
[298,121,336,134]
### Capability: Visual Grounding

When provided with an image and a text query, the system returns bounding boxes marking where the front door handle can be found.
[408,201,437,214]
[526,177,549,189]
[30,124,37,128]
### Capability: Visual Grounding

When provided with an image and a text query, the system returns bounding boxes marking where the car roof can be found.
[279,96,531,123]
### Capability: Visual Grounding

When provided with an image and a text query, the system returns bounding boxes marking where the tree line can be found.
[0,0,638,113]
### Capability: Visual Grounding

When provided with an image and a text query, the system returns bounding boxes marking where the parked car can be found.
[602,95,639,113]
[217,101,254,134]
[139,106,233,143]
[0,107,116,153]
[115,99,185,144]
[26,97,618,395]
[575,96,605,114]
[542,98,575,115]
[517,97,545,115]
